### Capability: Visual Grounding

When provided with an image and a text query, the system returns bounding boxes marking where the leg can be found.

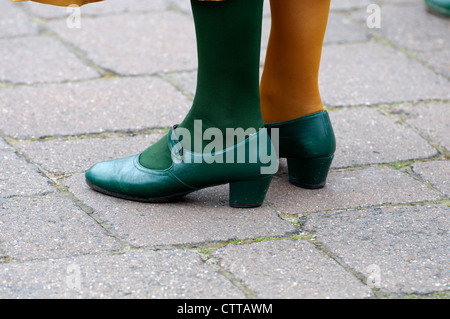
[85,0,277,207]
[260,0,331,124]
[140,0,265,170]
[262,0,336,188]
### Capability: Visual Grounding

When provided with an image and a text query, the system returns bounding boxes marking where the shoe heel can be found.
[229,175,273,208]
[287,155,334,189]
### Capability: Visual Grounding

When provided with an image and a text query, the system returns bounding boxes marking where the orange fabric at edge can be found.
[11,0,224,7]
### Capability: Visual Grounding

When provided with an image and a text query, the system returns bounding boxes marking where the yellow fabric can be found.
[12,0,102,6]
[11,0,224,7]
[260,0,331,123]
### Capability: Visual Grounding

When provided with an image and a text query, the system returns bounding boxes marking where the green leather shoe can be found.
[85,126,277,208]
[425,0,450,17]
[265,110,336,189]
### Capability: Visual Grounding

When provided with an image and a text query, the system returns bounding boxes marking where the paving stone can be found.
[62,173,296,247]
[0,76,191,139]
[19,0,172,19]
[166,71,197,97]
[331,0,372,11]
[319,42,450,107]
[0,36,99,85]
[17,133,165,175]
[371,3,450,52]
[378,0,419,4]
[0,140,55,198]
[262,0,271,16]
[304,204,449,294]
[412,160,450,197]
[329,108,438,168]
[214,240,373,299]
[390,102,450,151]
[0,196,121,262]
[416,48,450,78]
[0,0,39,38]
[170,0,193,15]
[275,108,438,172]
[0,138,12,152]
[81,0,172,15]
[46,11,197,75]
[0,0,447,299]
[0,248,244,298]
[266,167,441,215]
[261,16,271,53]
[324,12,371,44]
[18,0,255,19]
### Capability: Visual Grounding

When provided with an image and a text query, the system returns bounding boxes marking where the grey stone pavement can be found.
[0,0,449,299]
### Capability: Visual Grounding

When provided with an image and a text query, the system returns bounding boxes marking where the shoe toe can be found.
[85,158,124,193]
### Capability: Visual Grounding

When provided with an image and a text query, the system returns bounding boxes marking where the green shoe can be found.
[85,126,277,208]
[265,111,336,189]
[424,0,450,17]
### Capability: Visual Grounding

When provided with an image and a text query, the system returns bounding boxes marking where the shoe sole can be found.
[86,179,192,203]
[86,179,265,208]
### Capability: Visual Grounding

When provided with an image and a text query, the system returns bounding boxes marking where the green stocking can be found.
[139,0,264,169]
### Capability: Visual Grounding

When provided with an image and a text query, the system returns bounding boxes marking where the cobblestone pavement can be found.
[0,0,448,299]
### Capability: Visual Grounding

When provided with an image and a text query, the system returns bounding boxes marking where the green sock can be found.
[139,0,264,169]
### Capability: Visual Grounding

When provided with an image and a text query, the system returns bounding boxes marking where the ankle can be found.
[260,92,324,124]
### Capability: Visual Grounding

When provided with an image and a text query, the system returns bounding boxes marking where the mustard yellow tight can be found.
[261,0,331,124]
